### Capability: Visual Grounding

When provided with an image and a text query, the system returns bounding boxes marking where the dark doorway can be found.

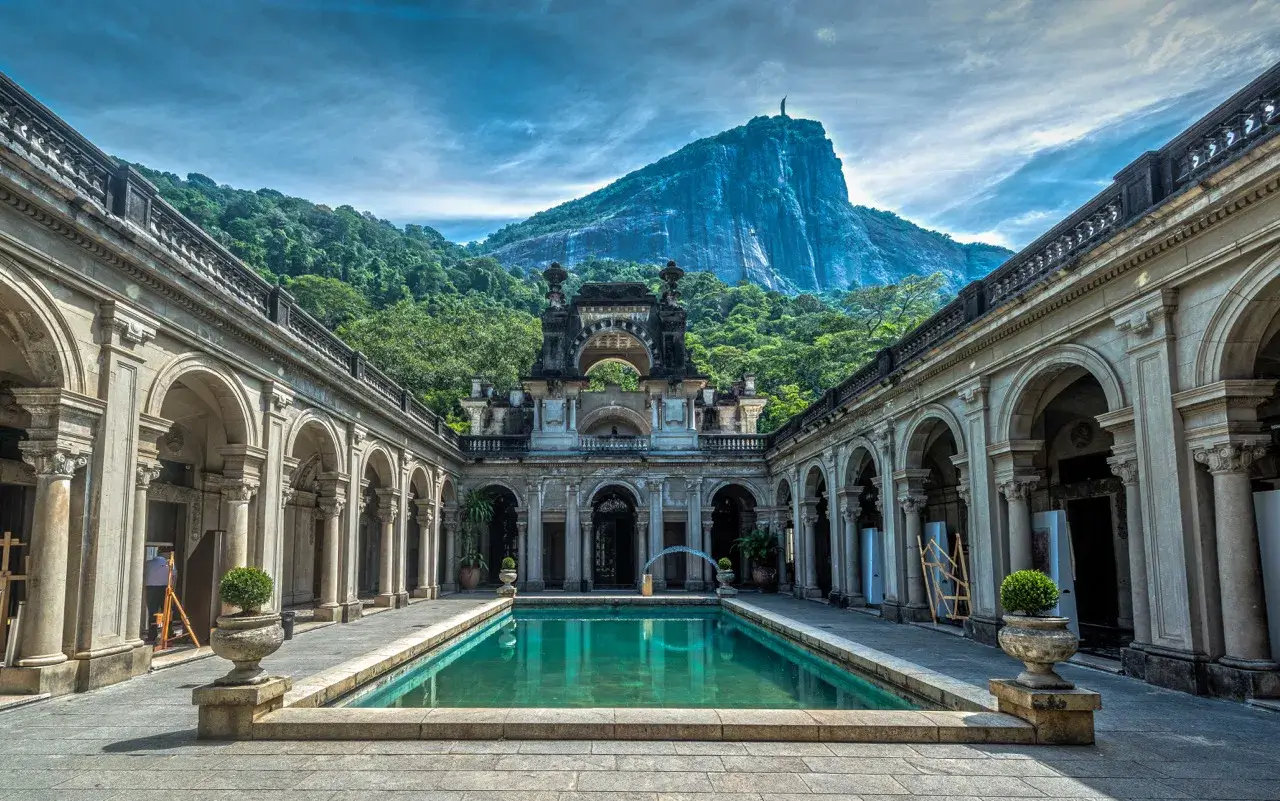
[544,521,566,586]
[1067,495,1120,643]
[185,529,222,643]
[592,490,636,589]
[485,489,519,582]
[815,492,832,598]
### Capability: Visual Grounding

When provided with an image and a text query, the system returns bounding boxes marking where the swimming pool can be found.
[341,605,918,710]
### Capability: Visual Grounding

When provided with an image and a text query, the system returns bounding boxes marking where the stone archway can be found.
[773,477,796,591]
[358,446,398,606]
[283,416,344,613]
[841,444,882,607]
[801,464,830,600]
[900,412,967,624]
[709,483,758,586]
[588,485,640,590]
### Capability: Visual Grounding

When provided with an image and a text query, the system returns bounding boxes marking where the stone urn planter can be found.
[210,612,285,686]
[715,569,738,598]
[459,565,481,591]
[998,614,1078,689]
[497,569,518,598]
[752,565,777,592]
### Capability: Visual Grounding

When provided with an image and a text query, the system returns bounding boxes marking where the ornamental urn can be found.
[715,569,737,598]
[497,569,518,598]
[998,614,1078,690]
[209,612,285,686]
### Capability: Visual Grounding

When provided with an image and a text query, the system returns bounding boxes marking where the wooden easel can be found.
[155,551,200,651]
[0,531,27,660]
[918,532,972,623]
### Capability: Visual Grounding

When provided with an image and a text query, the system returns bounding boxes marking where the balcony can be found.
[579,434,649,453]
[699,434,767,454]
[459,435,530,456]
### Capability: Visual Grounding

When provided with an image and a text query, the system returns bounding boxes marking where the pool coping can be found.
[251,596,1037,743]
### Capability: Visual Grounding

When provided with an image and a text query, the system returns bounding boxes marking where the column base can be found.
[72,644,141,692]
[0,660,78,696]
[440,582,457,594]
[1206,660,1280,700]
[843,593,866,608]
[193,676,291,740]
[524,580,546,592]
[989,679,1100,745]
[374,593,399,608]
[562,580,580,592]
[396,592,410,607]
[967,614,1002,646]
[411,587,433,599]
[652,579,668,592]
[801,584,822,599]
[131,642,153,677]
[685,579,708,592]
[1129,644,1211,695]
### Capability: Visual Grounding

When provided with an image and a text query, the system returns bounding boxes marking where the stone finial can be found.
[659,260,684,306]
[543,262,568,308]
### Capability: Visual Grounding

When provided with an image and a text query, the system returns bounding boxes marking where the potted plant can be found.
[732,527,779,591]
[458,490,492,591]
[715,557,737,598]
[497,556,518,598]
[998,569,1078,689]
[209,567,282,686]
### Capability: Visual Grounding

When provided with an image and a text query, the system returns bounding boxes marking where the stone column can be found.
[649,478,666,591]
[413,499,433,598]
[687,397,696,431]
[702,510,716,587]
[1194,442,1275,668]
[899,491,929,613]
[635,510,650,588]
[221,479,258,571]
[1107,450,1151,646]
[828,504,843,603]
[581,518,594,592]
[840,491,863,604]
[801,504,820,598]
[441,508,458,593]
[516,518,528,590]
[564,481,580,591]
[14,448,87,668]
[316,492,345,618]
[999,477,1039,573]
[374,489,400,607]
[686,478,705,591]
[772,509,789,591]
[129,461,162,643]
[526,480,545,591]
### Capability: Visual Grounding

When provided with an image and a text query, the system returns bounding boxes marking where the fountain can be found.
[640,546,731,596]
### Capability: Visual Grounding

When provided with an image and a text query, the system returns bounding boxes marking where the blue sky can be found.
[1,1,1277,248]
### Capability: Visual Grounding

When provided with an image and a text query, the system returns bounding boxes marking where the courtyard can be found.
[3,594,1280,801]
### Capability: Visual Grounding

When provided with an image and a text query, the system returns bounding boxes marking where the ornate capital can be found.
[516,520,528,536]
[898,492,927,515]
[221,481,259,504]
[281,485,296,507]
[582,519,594,535]
[22,447,87,479]
[318,495,346,519]
[1107,455,1139,486]
[802,511,820,527]
[998,477,1038,502]
[374,493,400,522]
[135,462,162,489]
[1193,442,1269,475]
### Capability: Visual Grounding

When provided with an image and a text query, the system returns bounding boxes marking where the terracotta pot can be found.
[459,565,481,591]
[752,565,777,591]
[497,569,518,598]
[998,614,1078,689]
[209,612,284,686]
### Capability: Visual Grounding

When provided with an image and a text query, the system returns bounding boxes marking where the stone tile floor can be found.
[3,592,1280,800]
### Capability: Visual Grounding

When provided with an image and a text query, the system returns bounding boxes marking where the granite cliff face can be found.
[483,115,1011,292]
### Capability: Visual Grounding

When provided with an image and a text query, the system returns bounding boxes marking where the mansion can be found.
[2,62,1280,703]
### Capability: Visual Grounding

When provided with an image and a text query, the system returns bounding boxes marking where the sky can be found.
[1,1,1277,249]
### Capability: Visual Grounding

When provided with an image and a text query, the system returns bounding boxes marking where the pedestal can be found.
[989,679,1100,745]
[0,661,78,696]
[1205,661,1280,700]
[193,676,292,740]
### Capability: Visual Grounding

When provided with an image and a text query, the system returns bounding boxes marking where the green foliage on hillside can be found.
[138,168,946,432]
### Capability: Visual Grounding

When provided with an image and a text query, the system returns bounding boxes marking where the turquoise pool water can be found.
[343,606,917,710]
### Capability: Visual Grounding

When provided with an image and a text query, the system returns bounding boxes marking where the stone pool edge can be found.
[234,596,1041,744]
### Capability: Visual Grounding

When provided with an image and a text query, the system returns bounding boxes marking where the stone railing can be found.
[767,61,1280,454]
[459,435,530,456]
[699,434,767,454]
[0,71,458,453]
[580,435,649,453]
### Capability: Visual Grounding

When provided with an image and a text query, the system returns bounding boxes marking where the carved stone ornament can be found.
[136,462,162,489]
[999,477,1038,501]
[270,389,294,412]
[163,425,186,455]
[318,495,346,519]
[1107,456,1139,486]
[221,481,259,503]
[22,449,87,478]
[1069,420,1094,450]
[1193,442,1269,475]
[375,496,400,523]
[898,493,927,515]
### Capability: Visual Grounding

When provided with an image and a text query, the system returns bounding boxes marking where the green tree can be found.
[286,275,370,329]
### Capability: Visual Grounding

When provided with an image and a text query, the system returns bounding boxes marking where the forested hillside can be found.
[137,166,947,432]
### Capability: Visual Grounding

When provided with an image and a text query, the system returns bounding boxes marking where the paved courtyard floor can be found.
[3,593,1280,801]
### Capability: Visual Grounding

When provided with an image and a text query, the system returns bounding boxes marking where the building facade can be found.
[1,63,1280,699]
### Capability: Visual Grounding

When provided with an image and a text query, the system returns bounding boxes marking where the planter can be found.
[752,565,777,591]
[459,565,482,591]
[998,614,1078,690]
[715,569,738,598]
[497,569,518,598]
[209,612,284,686]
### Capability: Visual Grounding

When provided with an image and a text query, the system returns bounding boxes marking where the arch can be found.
[361,442,397,487]
[469,479,523,506]
[774,476,793,506]
[577,403,652,435]
[438,475,459,506]
[406,462,432,498]
[571,318,656,375]
[1196,243,1280,384]
[284,410,346,477]
[584,479,643,507]
[842,438,879,487]
[802,462,827,500]
[145,353,260,447]
[0,254,87,394]
[901,403,967,471]
[997,344,1126,442]
[703,479,765,508]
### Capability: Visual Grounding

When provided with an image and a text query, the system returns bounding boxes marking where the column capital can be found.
[374,489,400,521]
[136,461,162,489]
[516,519,528,536]
[581,518,594,535]
[998,475,1039,501]
[221,479,259,504]
[318,494,346,519]
[897,492,927,515]
[20,445,88,479]
[1193,441,1270,475]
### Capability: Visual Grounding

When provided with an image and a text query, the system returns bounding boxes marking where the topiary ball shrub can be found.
[1000,570,1060,616]
[501,556,516,570]
[220,567,274,614]
[717,557,733,571]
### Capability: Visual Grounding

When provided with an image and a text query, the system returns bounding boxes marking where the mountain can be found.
[481,115,1012,293]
